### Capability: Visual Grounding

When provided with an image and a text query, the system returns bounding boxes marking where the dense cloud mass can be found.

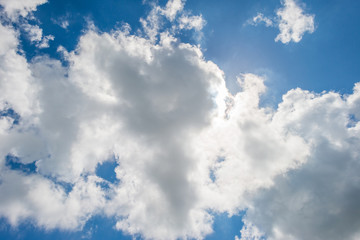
[239,86,360,240]
[0,0,360,240]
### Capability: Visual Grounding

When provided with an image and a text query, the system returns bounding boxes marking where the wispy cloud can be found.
[249,13,274,27]
[52,15,70,29]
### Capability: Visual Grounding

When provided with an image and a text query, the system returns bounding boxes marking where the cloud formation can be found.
[22,23,54,48]
[239,85,360,240]
[0,1,359,240]
[249,0,315,44]
[275,0,315,43]
[249,13,274,27]
[140,0,205,42]
[0,0,47,19]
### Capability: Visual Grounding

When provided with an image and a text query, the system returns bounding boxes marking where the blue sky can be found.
[15,0,360,114]
[30,0,360,96]
[0,0,360,239]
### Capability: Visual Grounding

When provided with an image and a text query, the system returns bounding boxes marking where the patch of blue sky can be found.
[14,0,360,100]
[0,108,21,125]
[346,114,359,128]
[21,0,205,62]
[4,154,74,194]
[187,0,360,102]
[26,0,148,60]
[45,175,74,194]
[209,157,225,182]
[0,215,135,240]
[95,158,119,184]
[205,212,246,240]
[5,155,37,175]
[209,168,216,183]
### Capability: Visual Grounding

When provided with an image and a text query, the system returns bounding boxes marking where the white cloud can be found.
[275,0,315,43]
[68,29,224,239]
[0,1,359,240]
[235,220,265,240]
[0,170,106,230]
[250,13,274,27]
[49,29,309,238]
[240,86,360,240]
[0,24,39,118]
[60,20,69,29]
[37,34,54,48]
[21,23,55,48]
[190,74,309,217]
[140,0,205,42]
[22,23,54,48]
[161,0,185,21]
[0,22,18,55]
[0,0,47,19]
[248,0,315,44]
[0,20,308,238]
[52,15,70,29]
[23,23,43,42]
[178,14,206,31]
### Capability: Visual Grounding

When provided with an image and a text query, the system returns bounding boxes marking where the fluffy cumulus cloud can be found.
[275,0,315,43]
[0,0,360,240]
[22,23,54,48]
[239,86,360,240]
[161,0,185,21]
[0,23,38,118]
[0,171,106,230]
[0,20,104,231]
[65,28,225,239]
[0,0,52,49]
[0,0,47,19]
[235,220,264,240]
[249,0,315,44]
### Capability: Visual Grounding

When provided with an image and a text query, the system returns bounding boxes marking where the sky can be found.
[0,0,360,240]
